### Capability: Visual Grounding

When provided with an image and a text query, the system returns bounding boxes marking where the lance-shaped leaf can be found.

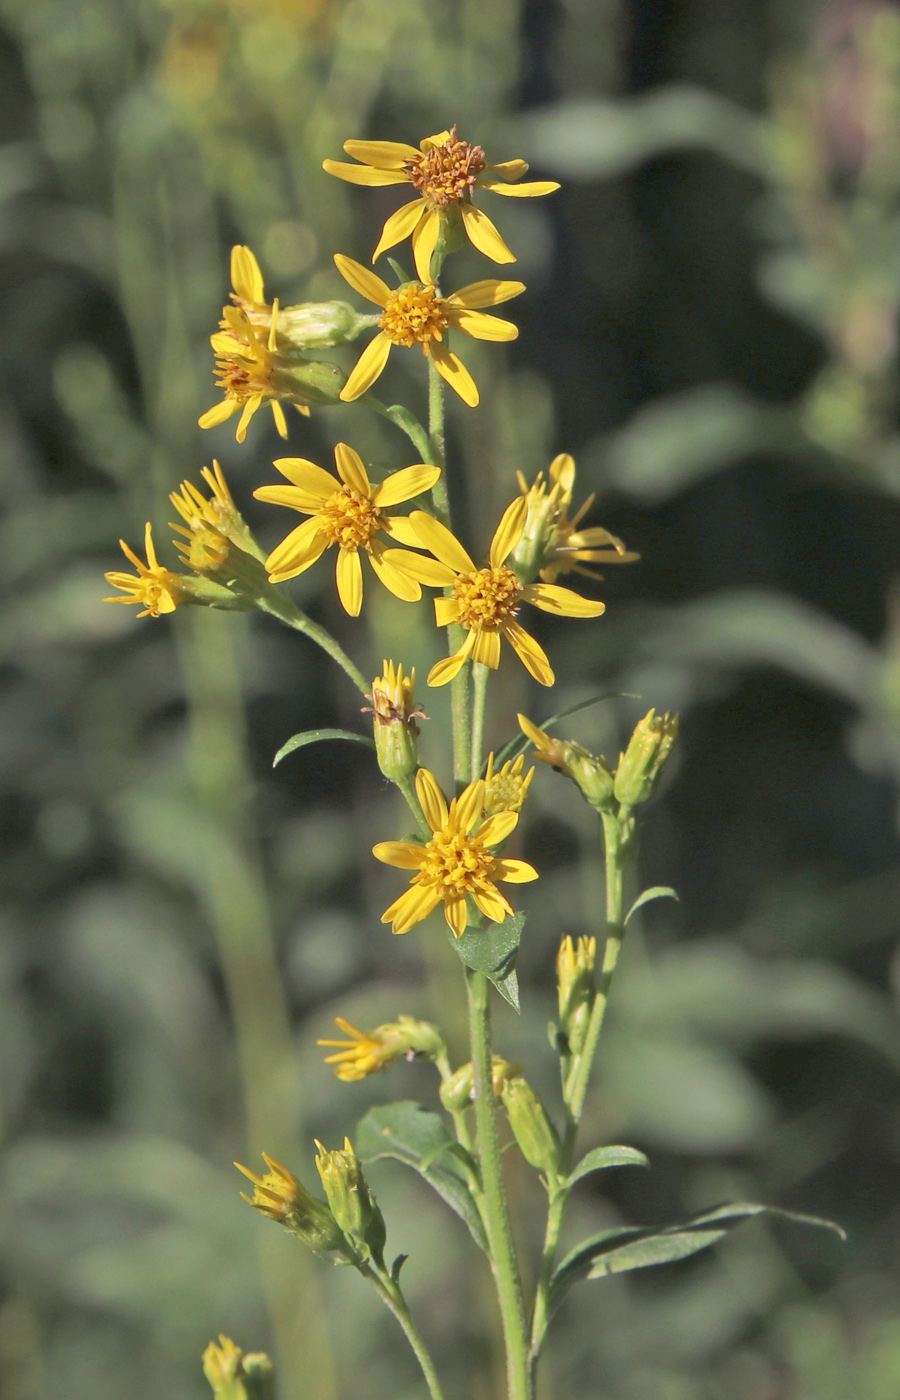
[356,1101,486,1252]
[566,1145,650,1189]
[273,728,375,767]
[451,912,524,1010]
[549,1202,844,1316]
[625,887,678,925]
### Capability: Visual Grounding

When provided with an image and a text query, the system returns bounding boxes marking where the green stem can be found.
[470,661,490,779]
[257,587,369,696]
[466,968,531,1400]
[362,393,432,465]
[362,1265,446,1400]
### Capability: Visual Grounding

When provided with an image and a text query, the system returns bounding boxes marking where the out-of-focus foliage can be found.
[3,1,900,1399]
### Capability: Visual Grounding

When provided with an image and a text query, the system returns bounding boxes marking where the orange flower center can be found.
[418,829,497,894]
[379,284,449,347]
[407,126,486,207]
[319,487,383,552]
[452,565,522,630]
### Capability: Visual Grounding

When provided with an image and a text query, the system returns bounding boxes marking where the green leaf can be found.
[549,1202,844,1315]
[272,728,375,768]
[355,1102,486,1252]
[488,694,637,773]
[451,912,525,1010]
[566,1145,650,1188]
[625,887,679,925]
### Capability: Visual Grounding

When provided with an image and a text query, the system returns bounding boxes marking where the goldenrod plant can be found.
[102,128,841,1400]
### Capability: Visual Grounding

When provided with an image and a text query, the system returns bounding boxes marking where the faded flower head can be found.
[318,1014,444,1082]
[511,453,638,587]
[104,523,189,618]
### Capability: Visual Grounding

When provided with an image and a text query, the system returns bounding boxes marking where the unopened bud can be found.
[501,1077,562,1178]
[319,1014,444,1082]
[274,300,379,349]
[315,1138,386,1263]
[202,1338,275,1400]
[272,355,347,408]
[557,935,596,1057]
[518,714,616,813]
[364,661,425,783]
[235,1154,349,1261]
[613,710,679,809]
[439,1056,520,1113]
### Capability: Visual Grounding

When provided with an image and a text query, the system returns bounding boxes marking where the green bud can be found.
[315,1138,386,1263]
[440,1062,474,1113]
[518,714,616,813]
[501,1077,562,1179]
[556,935,596,1057]
[235,1154,350,1261]
[613,709,679,809]
[366,661,423,783]
[270,356,347,408]
[275,300,379,349]
[203,1338,274,1400]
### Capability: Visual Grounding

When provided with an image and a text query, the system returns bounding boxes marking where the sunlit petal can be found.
[434,595,463,626]
[412,209,441,283]
[383,884,442,934]
[430,342,479,406]
[336,547,364,616]
[494,858,540,883]
[409,511,475,573]
[523,583,607,618]
[473,888,512,922]
[482,159,529,180]
[334,254,392,307]
[453,780,485,835]
[459,204,516,263]
[271,457,339,497]
[371,464,441,507]
[231,245,265,302]
[490,495,528,566]
[373,199,427,261]
[323,160,409,185]
[340,333,393,401]
[381,547,456,587]
[266,520,329,581]
[343,139,420,167]
[444,894,468,938]
[477,811,518,847]
[368,543,422,602]
[236,395,263,443]
[472,628,501,668]
[477,178,560,196]
[270,400,289,438]
[446,308,519,342]
[416,768,449,832]
[446,279,525,309]
[372,841,426,869]
[199,399,239,429]
[253,484,321,513]
[334,443,370,494]
[501,619,554,685]
[427,631,476,687]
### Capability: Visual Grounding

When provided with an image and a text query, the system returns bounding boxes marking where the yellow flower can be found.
[323,126,559,281]
[200,303,296,442]
[392,498,606,687]
[104,523,187,618]
[512,453,639,585]
[333,255,523,406]
[373,767,538,938]
[253,443,441,615]
[483,751,534,817]
[317,1014,444,1081]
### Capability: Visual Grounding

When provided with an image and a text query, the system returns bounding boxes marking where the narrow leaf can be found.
[452,912,524,1010]
[273,728,375,767]
[356,1102,487,1252]
[567,1145,650,1188]
[625,887,679,925]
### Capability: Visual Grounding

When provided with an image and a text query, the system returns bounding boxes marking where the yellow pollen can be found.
[380,284,449,348]
[319,487,383,551]
[419,830,496,894]
[407,127,486,207]
[452,565,522,630]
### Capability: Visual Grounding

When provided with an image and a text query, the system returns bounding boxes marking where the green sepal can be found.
[450,912,524,1010]
[272,728,375,768]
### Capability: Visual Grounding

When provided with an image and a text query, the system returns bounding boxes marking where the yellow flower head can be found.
[234,1153,310,1226]
[323,126,559,281]
[104,523,188,618]
[386,499,606,688]
[373,767,538,938]
[169,460,256,573]
[333,255,523,406]
[511,453,639,585]
[200,303,298,443]
[254,444,441,616]
[483,751,535,818]
[365,659,424,726]
[317,1014,444,1081]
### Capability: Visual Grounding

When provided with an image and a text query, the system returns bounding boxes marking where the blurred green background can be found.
[4,0,900,1397]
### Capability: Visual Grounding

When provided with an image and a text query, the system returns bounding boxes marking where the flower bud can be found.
[271,300,379,350]
[319,1014,444,1082]
[501,1077,562,1179]
[518,714,616,813]
[271,355,347,408]
[613,709,679,809]
[235,1154,350,1261]
[315,1138,386,1263]
[203,1338,274,1400]
[364,661,425,783]
[439,1056,520,1112]
[557,935,596,1057]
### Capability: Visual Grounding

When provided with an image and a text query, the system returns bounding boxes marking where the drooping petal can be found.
[371,463,440,507]
[490,495,528,566]
[412,208,441,283]
[199,399,239,429]
[477,811,519,847]
[236,395,263,443]
[333,255,392,307]
[381,516,426,547]
[472,628,501,668]
[429,342,479,407]
[335,547,364,616]
[494,858,540,883]
[500,619,555,686]
[453,779,485,835]
[231,245,265,302]
[383,884,443,935]
[409,511,475,573]
[477,178,560,196]
[523,583,607,618]
[445,308,519,342]
[472,887,513,922]
[427,630,477,687]
[569,525,628,550]
[343,139,420,167]
[444,893,468,938]
[416,768,449,832]
[334,442,370,494]
[266,519,330,581]
[270,400,289,438]
[372,841,426,869]
[341,333,393,401]
[368,543,422,602]
[459,204,516,264]
[434,595,464,626]
[322,160,409,185]
[447,280,526,309]
[381,547,456,587]
[373,199,427,262]
[271,456,340,498]
[253,483,322,514]
[483,159,529,180]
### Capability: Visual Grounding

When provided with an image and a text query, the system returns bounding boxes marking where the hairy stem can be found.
[362,393,433,465]
[257,587,370,695]
[397,773,432,840]
[363,1265,446,1400]
[471,661,490,779]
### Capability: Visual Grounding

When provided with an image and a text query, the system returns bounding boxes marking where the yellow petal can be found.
[427,631,476,687]
[340,333,392,401]
[494,858,539,883]
[421,130,451,150]
[430,343,479,407]
[231,245,265,302]
[383,884,443,934]
[253,484,321,513]
[373,199,427,262]
[472,628,501,668]
[409,511,475,573]
[371,463,441,508]
[323,159,408,186]
[416,768,449,832]
[459,204,516,264]
[569,526,627,550]
[477,178,560,196]
[517,713,554,753]
[501,620,554,685]
[334,442,370,494]
[334,254,391,307]
[446,308,519,342]
[343,139,420,167]
[473,887,513,923]
[266,517,329,579]
[368,543,422,602]
[434,595,463,626]
[490,495,528,566]
[335,547,364,616]
[236,395,262,443]
[381,516,425,547]
[453,779,485,835]
[523,583,606,618]
[372,841,425,868]
[272,456,340,497]
[142,522,158,570]
[381,547,456,587]
[296,403,311,417]
[271,400,289,438]
[412,209,441,283]
[444,894,468,938]
[549,452,576,493]
[198,399,238,429]
[446,279,526,309]
[477,811,518,847]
